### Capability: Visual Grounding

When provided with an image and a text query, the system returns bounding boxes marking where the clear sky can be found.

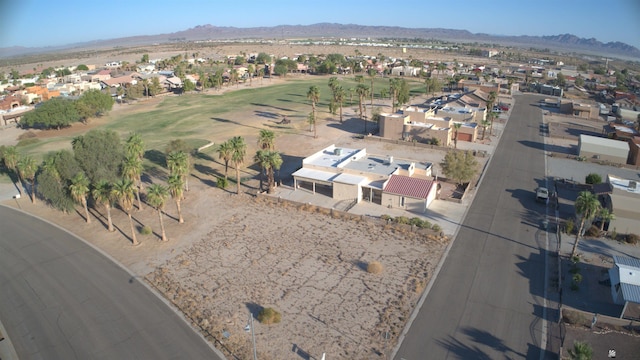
[1,0,639,50]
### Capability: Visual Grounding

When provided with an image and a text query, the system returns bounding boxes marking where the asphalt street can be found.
[395,94,553,359]
[0,205,222,360]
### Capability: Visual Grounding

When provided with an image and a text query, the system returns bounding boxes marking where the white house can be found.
[609,256,640,318]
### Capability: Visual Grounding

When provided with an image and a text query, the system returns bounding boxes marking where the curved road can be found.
[0,206,222,359]
[396,94,552,359]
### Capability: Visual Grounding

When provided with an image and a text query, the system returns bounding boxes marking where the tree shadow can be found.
[435,335,492,360]
[245,302,263,319]
[211,117,262,130]
[144,149,166,168]
[460,327,526,358]
[254,110,280,119]
[326,117,367,135]
[350,259,368,272]
[250,102,294,112]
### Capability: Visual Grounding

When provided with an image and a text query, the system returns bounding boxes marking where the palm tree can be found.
[247,64,254,86]
[598,208,615,232]
[368,68,376,107]
[257,129,275,150]
[112,178,139,246]
[571,191,601,257]
[166,150,189,192]
[328,76,339,93]
[356,83,370,133]
[335,85,346,123]
[453,123,462,149]
[568,341,592,360]
[69,172,91,223]
[16,155,37,203]
[92,180,115,232]
[217,141,233,181]
[265,151,283,193]
[254,150,269,192]
[122,155,143,210]
[307,85,320,136]
[125,133,145,160]
[389,78,400,112]
[480,119,491,140]
[230,136,246,195]
[3,146,20,195]
[147,183,169,241]
[168,173,185,223]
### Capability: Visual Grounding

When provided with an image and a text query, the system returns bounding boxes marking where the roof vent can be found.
[385,156,394,165]
[629,181,637,191]
[334,148,342,155]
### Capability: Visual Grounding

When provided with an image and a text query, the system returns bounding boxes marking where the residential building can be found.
[628,136,640,165]
[608,256,640,319]
[602,174,640,235]
[578,134,629,164]
[292,145,436,212]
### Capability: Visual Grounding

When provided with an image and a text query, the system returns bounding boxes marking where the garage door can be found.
[458,133,473,142]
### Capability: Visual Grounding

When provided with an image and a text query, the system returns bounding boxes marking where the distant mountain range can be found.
[2,23,639,60]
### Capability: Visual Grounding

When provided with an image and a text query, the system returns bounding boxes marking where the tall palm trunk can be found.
[157,209,167,241]
[135,186,142,210]
[235,166,241,195]
[175,199,184,223]
[81,197,91,223]
[339,103,343,123]
[128,213,139,246]
[29,179,36,203]
[105,204,114,232]
[571,217,587,257]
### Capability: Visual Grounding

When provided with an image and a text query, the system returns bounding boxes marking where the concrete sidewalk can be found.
[0,318,18,360]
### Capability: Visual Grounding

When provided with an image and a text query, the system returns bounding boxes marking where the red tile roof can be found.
[384,175,434,199]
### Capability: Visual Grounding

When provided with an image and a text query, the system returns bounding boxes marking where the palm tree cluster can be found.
[307,85,320,138]
[571,190,614,257]
[254,130,283,194]
[0,132,195,246]
[327,77,346,123]
[216,136,246,195]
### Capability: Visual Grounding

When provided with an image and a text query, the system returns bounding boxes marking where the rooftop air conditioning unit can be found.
[629,181,637,191]
[334,148,342,155]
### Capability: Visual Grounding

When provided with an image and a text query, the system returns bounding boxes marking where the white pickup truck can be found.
[535,187,549,203]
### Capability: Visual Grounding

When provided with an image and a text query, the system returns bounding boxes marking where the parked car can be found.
[535,187,549,203]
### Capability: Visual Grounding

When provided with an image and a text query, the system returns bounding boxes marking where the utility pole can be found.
[250,312,257,360]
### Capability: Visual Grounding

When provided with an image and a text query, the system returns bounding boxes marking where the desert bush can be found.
[380,214,392,221]
[409,217,423,226]
[572,273,583,284]
[626,233,639,245]
[140,225,152,235]
[585,173,602,185]
[257,307,281,325]
[394,216,410,225]
[564,219,574,235]
[367,261,384,274]
[563,309,587,326]
[585,225,600,237]
[431,224,442,232]
[216,177,228,189]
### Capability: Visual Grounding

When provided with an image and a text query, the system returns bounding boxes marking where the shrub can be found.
[418,219,432,229]
[626,233,639,245]
[572,273,583,284]
[585,225,600,237]
[394,216,410,225]
[216,177,228,189]
[570,283,580,291]
[380,214,392,221]
[571,255,580,264]
[257,307,281,325]
[409,217,423,227]
[585,173,602,185]
[431,224,442,232]
[564,219,574,235]
[140,225,152,235]
[367,261,384,274]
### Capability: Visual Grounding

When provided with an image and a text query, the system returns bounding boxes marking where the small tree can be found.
[440,150,478,186]
[568,341,592,360]
[571,191,601,257]
[584,173,602,185]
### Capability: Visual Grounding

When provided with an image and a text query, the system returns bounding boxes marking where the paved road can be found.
[395,94,553,359]
[0,206,222,360]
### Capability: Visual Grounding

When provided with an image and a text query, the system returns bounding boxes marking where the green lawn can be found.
[16,75,426,158]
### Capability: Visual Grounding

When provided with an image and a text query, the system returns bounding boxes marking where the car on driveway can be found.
[535,187,549,203]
